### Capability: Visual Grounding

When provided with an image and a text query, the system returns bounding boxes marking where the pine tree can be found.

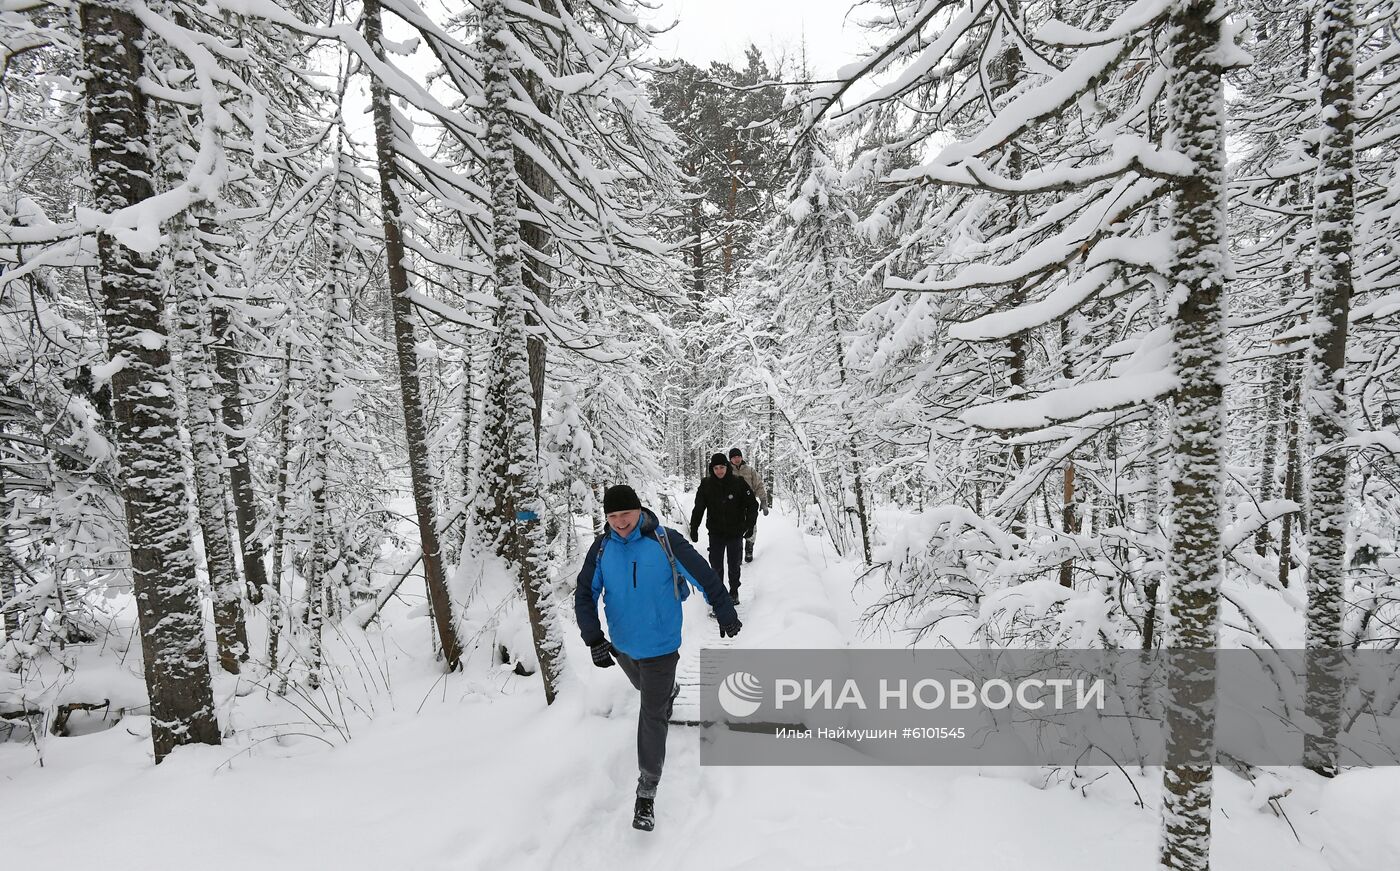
[170,214,249,674]
[361,0,464,671]
[475,0,564,700]
[77,0,218,761]
[1302,0,1357,777]
[1158,2,1231,867]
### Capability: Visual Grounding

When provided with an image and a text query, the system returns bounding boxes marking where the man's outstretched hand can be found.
[689,527,699,543]
[590,638,616,668]
[719,618,742,639]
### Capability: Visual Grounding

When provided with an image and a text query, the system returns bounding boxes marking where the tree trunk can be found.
[995,9,1030,540]
[173,217,248,674]
[269,341,295,692]
[1059,463,1077,588]
[458,322,479,562]
[515,16,557,445]
[79,0,219,761]
[1279,372,1301,588]
[1254,355,1284,555]
[723,140,738,290]
[209,300,269,603]
[815,207,871,563]
[0,473,18,639]
[1159,4,1228,869]
[1303,0,1355,777]
[479,0,564,701]
[689,176,705,302]
[304,351,329,690]
[303,151,356,689]
[766,394,776,501]
[1059,319,1078,587]
[362,0,464,671]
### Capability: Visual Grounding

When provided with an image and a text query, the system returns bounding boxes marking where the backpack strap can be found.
[652,526,683,600]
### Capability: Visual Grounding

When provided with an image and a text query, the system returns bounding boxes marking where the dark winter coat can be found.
[574,507,737,659]
[690,459,759,541]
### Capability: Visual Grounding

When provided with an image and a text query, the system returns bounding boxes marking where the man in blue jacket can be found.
[575,484,741,832]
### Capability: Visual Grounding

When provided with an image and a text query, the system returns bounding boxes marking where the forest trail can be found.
[0,507,1323,871]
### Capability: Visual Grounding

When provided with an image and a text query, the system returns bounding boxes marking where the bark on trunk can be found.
[766,395,776,501]
[0,473,18,639]
[479,0,564,701]
[815,214,872,564]
[363,0,463,670]
[1279,372,1302,589]
[1059,319,1078,588]
[1159,4,1228,869]
[268,341,295,690]
[79,0,219,761]
[209,302,269,603]
[516,46,556,445]
[1254,355,1284,555]
[1303,0,1355,777]
[173,218,248,674]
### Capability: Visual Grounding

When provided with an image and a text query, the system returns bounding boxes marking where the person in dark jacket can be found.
[689,453,759,603]
[728,447,769,563]
[575,484,741,832]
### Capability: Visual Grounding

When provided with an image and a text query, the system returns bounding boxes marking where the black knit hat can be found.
[602,484,641,513]
[728,447,743,459]
[709,452,730,468]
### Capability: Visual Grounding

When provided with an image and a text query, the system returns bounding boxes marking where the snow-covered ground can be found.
[1,506,1390,870]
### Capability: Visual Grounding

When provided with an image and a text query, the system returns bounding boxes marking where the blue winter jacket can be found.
[574,507,738,659]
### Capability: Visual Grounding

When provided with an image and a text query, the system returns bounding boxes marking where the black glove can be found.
[689,527,699,543]
[718,618,742,638]
[762,507,769,516]
[589,638,615,668]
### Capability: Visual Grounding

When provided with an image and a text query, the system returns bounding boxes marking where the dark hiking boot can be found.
[633,796,655,831]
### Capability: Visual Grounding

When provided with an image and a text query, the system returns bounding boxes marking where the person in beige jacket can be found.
[728,447,769,562]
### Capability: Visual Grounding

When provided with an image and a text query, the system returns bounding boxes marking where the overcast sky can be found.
[641,0,871,79]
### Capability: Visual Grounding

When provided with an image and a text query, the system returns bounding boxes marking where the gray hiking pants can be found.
[615,649,680,799]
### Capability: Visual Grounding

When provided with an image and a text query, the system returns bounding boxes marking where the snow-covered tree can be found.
[76,0,220,761]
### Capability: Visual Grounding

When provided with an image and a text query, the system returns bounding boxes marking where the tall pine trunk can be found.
[1059,319,1079,587]
[766,395,776,501]
[1158,2,1229,869]
[0,473,17,639]
[1254,354,1284,555]
[79,0,219,761]
[478,0,564,701]
[268,340,296,689]
[1303,0,1355,777]
[304,168,355,689]
[998,3,1029,540]
[821,262,871,564]
[515,6,557,445]
[1278,370,1303,588]
[210,301,269,603]
[363,0,463,670]
[172,216,248,674]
